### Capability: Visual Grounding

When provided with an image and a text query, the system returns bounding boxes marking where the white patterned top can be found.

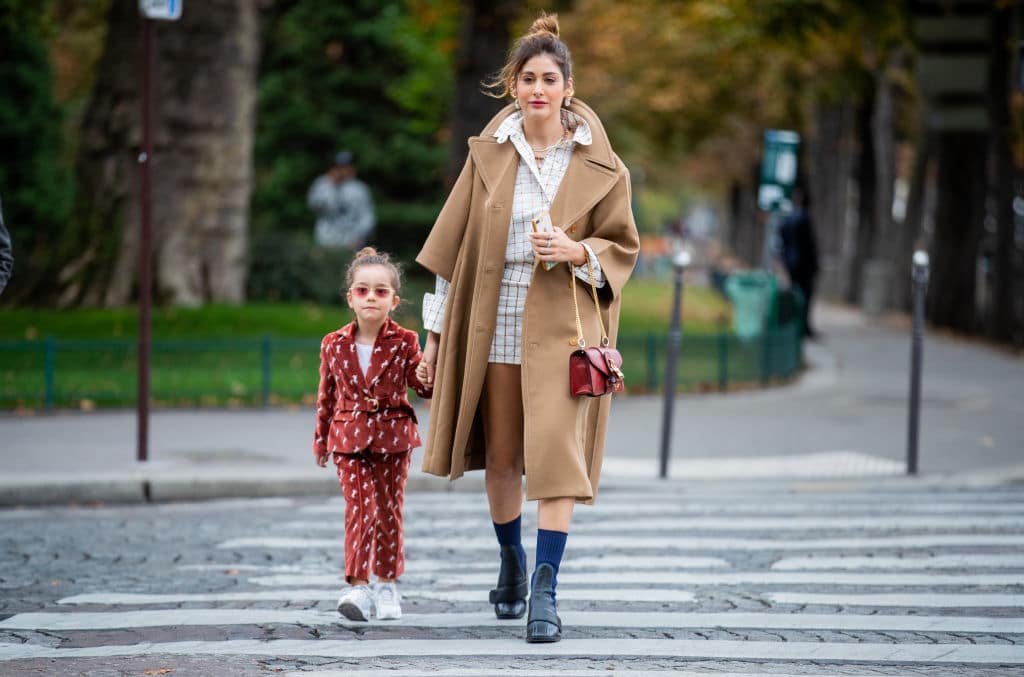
[422,109,606,364]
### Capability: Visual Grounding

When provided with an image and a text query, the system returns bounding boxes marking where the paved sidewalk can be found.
[2,303,1022,505]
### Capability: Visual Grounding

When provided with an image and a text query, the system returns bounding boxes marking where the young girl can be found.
[313,247,432,621]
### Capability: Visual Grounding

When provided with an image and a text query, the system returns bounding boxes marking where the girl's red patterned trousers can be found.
[335,449,411,583]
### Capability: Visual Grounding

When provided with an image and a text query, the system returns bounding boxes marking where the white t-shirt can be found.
[355,342,373,376]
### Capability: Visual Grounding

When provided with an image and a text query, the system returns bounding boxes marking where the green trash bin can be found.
[725,271,777,340]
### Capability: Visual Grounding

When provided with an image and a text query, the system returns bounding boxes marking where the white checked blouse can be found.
[422,108,606,364]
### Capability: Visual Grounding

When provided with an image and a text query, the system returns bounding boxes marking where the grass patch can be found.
[619,279,730,334]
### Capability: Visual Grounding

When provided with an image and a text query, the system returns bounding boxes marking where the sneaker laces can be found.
[378,584,396,603]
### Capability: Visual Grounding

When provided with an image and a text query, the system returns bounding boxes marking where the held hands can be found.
[416,331,440,386]
[415,361,431,386]
[529,227,587,266]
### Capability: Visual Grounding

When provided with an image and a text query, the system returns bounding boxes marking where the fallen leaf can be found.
[143,669,173,675]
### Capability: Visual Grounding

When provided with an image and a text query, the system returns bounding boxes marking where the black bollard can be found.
[907,250,929,475]
[659,251,691,479]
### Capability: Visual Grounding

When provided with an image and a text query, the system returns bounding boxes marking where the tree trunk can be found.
[64,0,260,307]
[727,176,760,267]
[871,72,894,264]
[446,0,520,188]
[872,50,908,263]
[806,99,856,300]
[927,131,987,332]
[849,90,877,304]
[892,128,932,312]
[987,2,1017,344]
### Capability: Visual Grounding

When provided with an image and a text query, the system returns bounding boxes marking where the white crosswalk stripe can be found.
[301,498,1024,515]
[772,553,1024,570]
[281,514,1024,531]
[3,486,1024,672]
[217,533,1024,550]
[290,672,915,677]
[179,554,734,573]
[3,610,1021,633]
[291,673,918,677]
[246,571,1024,587]
[765,592,1024,607]
[2,638,1023,663]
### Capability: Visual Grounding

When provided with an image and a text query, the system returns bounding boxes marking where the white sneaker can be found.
[336,585,374,621]
[375,582,402,620]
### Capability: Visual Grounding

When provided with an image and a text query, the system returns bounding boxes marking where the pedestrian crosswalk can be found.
[2,485,1024,673]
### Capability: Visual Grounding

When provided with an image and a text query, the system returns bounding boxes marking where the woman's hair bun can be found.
[528,12,559,38]
[355,246,378,259]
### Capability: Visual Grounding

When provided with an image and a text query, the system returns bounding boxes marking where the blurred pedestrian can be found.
[778,186,820,337]
[308,150,375,249]
[0,195,13,295]
[415,13,639,643]
[312,247,432,622]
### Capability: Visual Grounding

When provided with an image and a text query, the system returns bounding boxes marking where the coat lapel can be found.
[337,324,368,393]
[549,151,618,233]
[468,136,518,197]
[364,318,408,394]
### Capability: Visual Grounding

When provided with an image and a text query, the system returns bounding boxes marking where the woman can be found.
[415,13,639,643]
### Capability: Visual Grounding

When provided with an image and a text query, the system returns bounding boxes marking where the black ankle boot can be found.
[525,562,561,643]
[489,544,527,619]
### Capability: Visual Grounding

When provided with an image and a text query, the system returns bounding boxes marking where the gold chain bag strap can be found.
[568,257,625,397]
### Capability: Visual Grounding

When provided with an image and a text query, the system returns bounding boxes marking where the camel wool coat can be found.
[416,99,639,503]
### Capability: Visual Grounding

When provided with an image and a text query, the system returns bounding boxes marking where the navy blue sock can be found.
[493,515,526,572]
[534,528,568,593]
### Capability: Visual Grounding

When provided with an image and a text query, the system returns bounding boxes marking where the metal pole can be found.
[44,336,55,411]
[261,336,272,407]
[906,250,929,475]
[717,330,728,392]
[137,16,154,463]
[658,251,690,479]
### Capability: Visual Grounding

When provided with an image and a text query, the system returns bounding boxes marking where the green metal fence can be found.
[0,324,803,409]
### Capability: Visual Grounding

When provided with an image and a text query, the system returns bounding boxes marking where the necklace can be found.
[530,127,569,161]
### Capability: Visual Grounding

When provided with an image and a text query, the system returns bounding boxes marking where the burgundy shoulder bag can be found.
[568,258,625,397]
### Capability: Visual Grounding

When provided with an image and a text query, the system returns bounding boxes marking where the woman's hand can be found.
[529,227,587,266]
[315,450,330,468]
[417,331,440,386]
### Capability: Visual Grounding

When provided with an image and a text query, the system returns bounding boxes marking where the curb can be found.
[3,465,1022,509]
[0,471,488,508]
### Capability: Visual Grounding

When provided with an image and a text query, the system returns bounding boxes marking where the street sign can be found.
[139,0,182,21]
[758,129,800,211]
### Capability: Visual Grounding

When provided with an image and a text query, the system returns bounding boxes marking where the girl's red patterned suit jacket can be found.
[313,317,433,457]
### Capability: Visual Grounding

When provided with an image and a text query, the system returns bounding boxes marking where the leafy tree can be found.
[250,0,458,302]
[0,0,73,303]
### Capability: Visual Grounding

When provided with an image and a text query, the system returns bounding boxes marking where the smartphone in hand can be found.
[531,210,558,271]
